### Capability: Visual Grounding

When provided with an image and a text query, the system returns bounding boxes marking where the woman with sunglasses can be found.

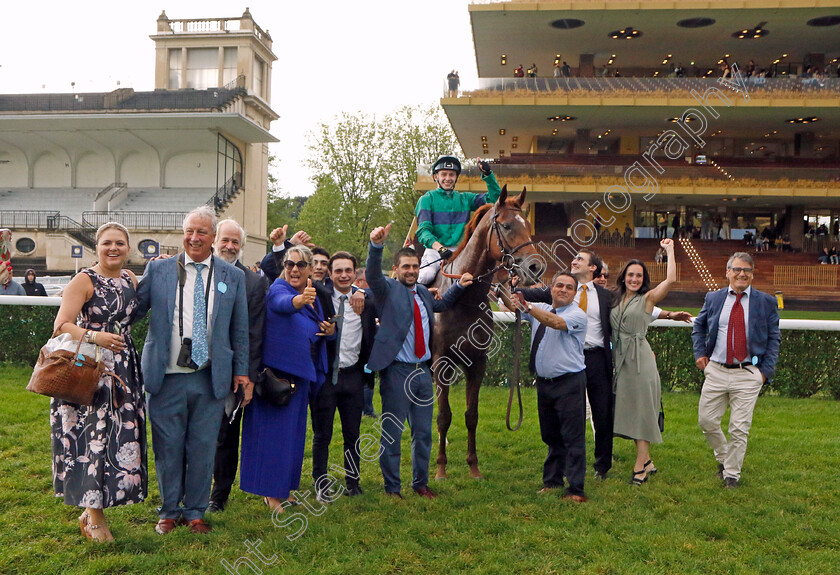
[50,222,146,542]
[240,245,335,512]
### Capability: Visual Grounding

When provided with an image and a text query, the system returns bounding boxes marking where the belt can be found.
[583,347,605,353]
[339,364,360,375]
[536,370,584,384]
[715,361,752,369]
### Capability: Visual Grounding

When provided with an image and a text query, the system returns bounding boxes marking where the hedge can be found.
[2,305,839,399]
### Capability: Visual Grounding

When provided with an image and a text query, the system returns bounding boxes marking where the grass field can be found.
[1,364,839,574]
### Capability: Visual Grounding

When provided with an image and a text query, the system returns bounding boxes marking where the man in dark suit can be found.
[136,206,249,535]
[311,251,377,502]
[517,249,616,480]
[207,219,269,513]
[692,252,781,488]
[365,223,473,499]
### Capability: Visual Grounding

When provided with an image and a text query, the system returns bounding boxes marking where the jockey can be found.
[416,155,501,285]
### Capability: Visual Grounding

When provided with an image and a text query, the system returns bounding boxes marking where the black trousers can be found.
[209,404,242,506]
[585,347,615,474]
[537,370,587,496]
[311,365,364,489]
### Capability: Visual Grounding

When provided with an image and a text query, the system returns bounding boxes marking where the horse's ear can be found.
[497,185,508,206]
[514,186,527,206]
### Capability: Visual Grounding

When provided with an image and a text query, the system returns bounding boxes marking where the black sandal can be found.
[644,459,658,475]
[630,469,648,486]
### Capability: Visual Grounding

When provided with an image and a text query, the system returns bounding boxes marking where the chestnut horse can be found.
[430,186,540,480]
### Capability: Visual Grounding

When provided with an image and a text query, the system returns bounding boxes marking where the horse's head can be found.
[489,186,543,285]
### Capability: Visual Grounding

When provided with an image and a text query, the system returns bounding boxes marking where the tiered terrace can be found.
[531,236,840,310]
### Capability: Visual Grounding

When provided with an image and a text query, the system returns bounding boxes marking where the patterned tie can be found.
[528,308,556,375]
[191,262,209,368]
[412,290,426,359]
[578,285,588,313]
[726,291,748,364]
[331,295,347,385]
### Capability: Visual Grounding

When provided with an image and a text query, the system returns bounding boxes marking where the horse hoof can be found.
[435,475,447,482]
[472,475,485,481]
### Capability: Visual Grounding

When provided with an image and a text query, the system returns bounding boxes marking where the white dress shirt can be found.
[167,253,216,374]
[574,281,605,350]
[332,289,363,368]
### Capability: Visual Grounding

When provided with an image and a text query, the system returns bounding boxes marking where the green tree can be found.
[265,154,307,241]
[303,105,461,260]
[382,105,462,246]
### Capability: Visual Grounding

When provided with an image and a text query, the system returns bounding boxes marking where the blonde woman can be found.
[51,223,147,541]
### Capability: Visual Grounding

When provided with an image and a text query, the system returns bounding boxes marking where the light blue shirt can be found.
[524,302,587,378]
[396,288,432,363]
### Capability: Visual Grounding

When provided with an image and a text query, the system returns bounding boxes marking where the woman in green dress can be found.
[611,238,676,485]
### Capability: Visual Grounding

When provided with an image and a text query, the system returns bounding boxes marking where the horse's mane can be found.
[450,203,494,260]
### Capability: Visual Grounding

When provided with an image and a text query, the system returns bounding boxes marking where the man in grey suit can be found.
[365,223,473,499]
[137,206,249,534]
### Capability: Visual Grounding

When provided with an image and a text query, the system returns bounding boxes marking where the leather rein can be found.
[439,206,531,432]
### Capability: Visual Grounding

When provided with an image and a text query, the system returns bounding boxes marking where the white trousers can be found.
[418,246,455,285]
[697,362,764,481]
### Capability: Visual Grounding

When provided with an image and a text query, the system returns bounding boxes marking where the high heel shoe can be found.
[630,469,648,486]
[644,459,658,475]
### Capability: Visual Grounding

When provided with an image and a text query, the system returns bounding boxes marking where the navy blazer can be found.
[365,242,465,372]
[692,286,781,381]
[136,254,250,400]
[263,278,331,392]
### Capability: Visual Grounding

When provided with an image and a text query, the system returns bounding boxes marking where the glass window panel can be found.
[168,49,181,89]
[186,48,218,89]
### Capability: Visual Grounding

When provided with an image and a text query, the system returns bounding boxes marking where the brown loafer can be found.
[155,518,182,535]
[562,493,588,503]
[413,486,437,499]
[188,518,212,534]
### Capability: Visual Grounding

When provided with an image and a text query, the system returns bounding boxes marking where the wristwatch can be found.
[527,303,533,312]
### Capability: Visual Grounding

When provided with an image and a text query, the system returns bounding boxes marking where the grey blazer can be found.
[136,254,249,400]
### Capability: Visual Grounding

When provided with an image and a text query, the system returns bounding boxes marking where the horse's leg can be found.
[435,376,452,480]
[464,356,486,479]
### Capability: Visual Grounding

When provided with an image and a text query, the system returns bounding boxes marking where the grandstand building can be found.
[432,0,840,308]
[0,9,277,272]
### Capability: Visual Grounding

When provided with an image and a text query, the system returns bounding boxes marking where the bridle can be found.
[441,205,535,283]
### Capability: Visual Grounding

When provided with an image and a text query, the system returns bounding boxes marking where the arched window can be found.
[217,134,243,193]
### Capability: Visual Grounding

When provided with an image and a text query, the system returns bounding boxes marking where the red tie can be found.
[726,292,748,364]
[412,290,426,359]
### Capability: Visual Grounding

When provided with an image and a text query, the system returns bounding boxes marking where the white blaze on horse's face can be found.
[515,215,526,226]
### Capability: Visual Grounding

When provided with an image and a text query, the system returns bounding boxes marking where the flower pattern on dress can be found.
[50,269,147,509]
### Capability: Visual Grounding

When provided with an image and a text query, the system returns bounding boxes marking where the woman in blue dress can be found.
[240,245,334,512]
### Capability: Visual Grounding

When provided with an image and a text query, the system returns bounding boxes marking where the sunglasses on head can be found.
[283,260,309,270]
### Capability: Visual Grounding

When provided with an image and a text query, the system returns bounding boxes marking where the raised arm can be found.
[645,238,676,310]
[365,223,392,300]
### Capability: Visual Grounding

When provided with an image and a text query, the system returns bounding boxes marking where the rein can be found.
[506,307,524,431]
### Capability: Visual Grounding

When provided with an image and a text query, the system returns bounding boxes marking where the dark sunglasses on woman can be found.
[283,260,309,270]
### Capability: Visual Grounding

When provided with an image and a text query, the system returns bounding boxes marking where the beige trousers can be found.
[698,362,764,481]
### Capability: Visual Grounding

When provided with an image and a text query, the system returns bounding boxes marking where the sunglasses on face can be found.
[599,273,609,279]
[284,260,309,271]
[729,267,753,274]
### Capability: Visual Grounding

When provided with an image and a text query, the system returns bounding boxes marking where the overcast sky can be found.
[0,1,477,195]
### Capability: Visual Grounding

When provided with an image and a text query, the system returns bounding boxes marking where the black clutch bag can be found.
[658,400,665,433]
[255,367,296,407]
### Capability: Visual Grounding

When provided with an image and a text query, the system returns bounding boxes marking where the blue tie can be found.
[191,262,209,368]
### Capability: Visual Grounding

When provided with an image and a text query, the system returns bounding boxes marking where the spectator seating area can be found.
[0,187,213,222]
[531,236,840,310]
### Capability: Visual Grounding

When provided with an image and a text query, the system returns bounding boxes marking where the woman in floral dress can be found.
[50,222,146,542]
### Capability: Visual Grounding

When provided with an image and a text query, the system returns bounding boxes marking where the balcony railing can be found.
[0,211,60,229]
[208,172,243,212]
[418,162,840,184]
[81,211,187,230]
[450,77,840,98]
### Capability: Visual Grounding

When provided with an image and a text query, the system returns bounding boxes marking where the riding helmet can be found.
[431,155,462,176]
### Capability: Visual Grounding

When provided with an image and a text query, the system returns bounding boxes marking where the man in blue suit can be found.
[692,252,780,488]
[365,223,473,499]
[137,206,249,533]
